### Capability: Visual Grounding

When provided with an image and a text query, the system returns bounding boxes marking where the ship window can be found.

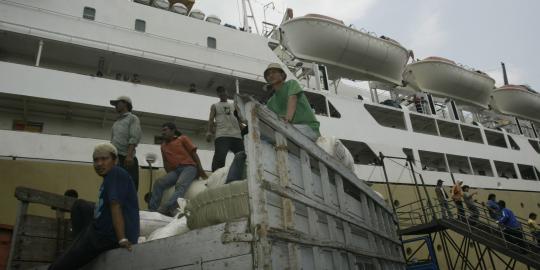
[485,130,507,148]
[446,154,471,175]
[207,37,217,49]
[83,7,96,20]
[135,19,146,32]
[436,119,462,140]
[460,125,484,144]
[419,150,448,172]
[364,104,406,130]
[518,164,538,180]
[340,139,379,165]
[470,157,494,176]
[304,92,341,118]
[494,161,517,179]
[410,114,438,136]
[528,139,540,154]
[507,136,520,150]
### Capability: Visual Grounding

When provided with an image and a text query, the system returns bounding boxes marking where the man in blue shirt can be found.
[49,143,139,270]
[496,200,524,252]
[486,193,500,220]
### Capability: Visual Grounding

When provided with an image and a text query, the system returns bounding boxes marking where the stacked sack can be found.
[316,136,355,171]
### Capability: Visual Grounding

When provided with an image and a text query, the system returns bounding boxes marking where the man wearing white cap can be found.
[263,63,320,140]
[49,143,139,270]
[110,96,142,190]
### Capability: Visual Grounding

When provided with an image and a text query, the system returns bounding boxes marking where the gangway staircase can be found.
[378,154,540,270]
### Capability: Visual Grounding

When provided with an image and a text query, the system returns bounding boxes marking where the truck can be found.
[9,96,405,269]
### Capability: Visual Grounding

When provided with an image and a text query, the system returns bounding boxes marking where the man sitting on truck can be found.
[148,122,207,216]
[49,143,140,270]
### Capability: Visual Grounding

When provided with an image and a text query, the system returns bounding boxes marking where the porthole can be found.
[436,245,442,251]
[83,7,96,20]
[406,247,412,255]
[207,37,217,49]
[135,19,146,32]
[393,200,400,207]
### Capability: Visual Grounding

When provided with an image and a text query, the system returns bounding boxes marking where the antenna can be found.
[501,62,509,85]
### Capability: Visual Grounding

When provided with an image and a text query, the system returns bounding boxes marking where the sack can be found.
[186,180,249,229]
[161,179,208,207]
[316,136,355,170]
[206,166,229,189]
[139,211,173,237]
[147,215,190,241]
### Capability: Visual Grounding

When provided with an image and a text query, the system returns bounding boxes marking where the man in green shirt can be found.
[263,63,320,140]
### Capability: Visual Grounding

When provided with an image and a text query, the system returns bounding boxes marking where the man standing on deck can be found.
[149,123,207,216]
[110,96,142,190]
[49,143,139,270]
[487,193,501,220]
[206,86,244,172]
[435,179,452,219]
[462,185,479,225]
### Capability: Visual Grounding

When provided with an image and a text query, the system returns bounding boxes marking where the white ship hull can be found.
[491,85,540,123]
[280,15,410,85]
[404,57,495,109]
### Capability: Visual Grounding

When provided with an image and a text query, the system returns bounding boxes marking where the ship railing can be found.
[397,198,540,254]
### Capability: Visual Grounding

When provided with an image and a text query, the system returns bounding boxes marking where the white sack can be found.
[147,215,190,241]
[316,136,355,170]
[161,179,208,206]
[206,166,229,188]
[139,210,173,237]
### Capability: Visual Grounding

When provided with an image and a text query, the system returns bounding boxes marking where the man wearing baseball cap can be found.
[263,63,320,140]
[110,96,142,190]
[49,143,139,269]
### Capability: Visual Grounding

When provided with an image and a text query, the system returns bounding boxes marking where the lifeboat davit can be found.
[280,14,410,85]
[404,57,495,109]
[491,85,540,122]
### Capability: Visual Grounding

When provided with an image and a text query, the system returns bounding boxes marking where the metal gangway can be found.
[379,154,540,270]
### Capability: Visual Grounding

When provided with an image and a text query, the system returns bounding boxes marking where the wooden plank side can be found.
[83,221,251,270]
[20,215,71,239]
[202,253,252,270]
[7,202,28,270]
[12,236,57,262]
[15,187,76,211]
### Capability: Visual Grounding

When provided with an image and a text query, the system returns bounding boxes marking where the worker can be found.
[486,193,501,220]
[497,200,524,252]
[527,212,539,249]
[462,185,479,225]
[110,96,142,190]
[451,180,465,221]
[49,143,139,270]
[263,63,320,140]
[435,179,452,219]
[65,189,95,238]
[148,123,207,216]
[206,86,244,172]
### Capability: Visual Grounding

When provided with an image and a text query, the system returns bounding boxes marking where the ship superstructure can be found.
[1,1,540,268]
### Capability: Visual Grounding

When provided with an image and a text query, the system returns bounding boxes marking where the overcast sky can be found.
[193,0,539,89]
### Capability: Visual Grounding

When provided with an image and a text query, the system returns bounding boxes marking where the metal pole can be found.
[35,40,44,66]
[379,153,407,262]
[235,78,240,94]
[501,62,509,85]
[514,117,524,135]
[409,161,428,222]
[417,173,436,219]
[241,0,249,32]
[531,122,538,138]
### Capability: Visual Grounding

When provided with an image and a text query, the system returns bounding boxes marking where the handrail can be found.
[398,197,540,254]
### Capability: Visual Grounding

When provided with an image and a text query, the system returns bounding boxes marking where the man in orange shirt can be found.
[452,180,465,221]
[148,122,207,216]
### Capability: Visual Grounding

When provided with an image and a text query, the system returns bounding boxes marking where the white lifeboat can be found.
[279,14,410,85]
[189,9,205,20]
[152,0,170,10]
[170,3,188,15]
[205,15,222,25]
[403,57,495,109]
[491,85,540,122]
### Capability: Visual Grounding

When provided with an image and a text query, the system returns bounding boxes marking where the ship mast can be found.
[241,0,260,34]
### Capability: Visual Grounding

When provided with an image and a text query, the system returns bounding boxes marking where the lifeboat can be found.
[491,85,540,122]
[280,14,410,85]
[403,57,495,109]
